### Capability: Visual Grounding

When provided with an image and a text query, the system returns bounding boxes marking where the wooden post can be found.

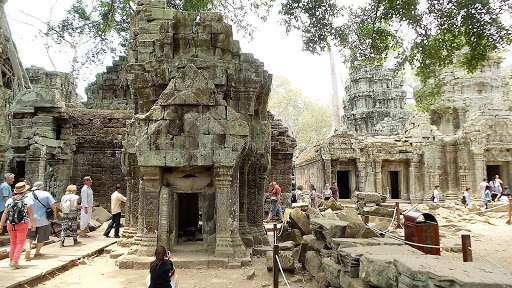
[395,202,403,229]
[363,215,369,224]
[273,244,279,288]
[273,223,277,244]
[507,196,512,225]
[461,234,472,262]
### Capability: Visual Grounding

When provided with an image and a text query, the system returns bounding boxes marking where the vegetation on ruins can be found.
[11,0,512,112]
[269,75,332,147]
[279,0,512,112]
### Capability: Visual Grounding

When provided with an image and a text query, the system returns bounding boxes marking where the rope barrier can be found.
[403,204,418,215]
[275,255,291,288]
[468,247,512,279]
[365,223,459,249]
[466,203,508,214]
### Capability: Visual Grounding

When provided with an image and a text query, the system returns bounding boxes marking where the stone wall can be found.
[85,57,133,110]
[68,109,133,207]
[268,112,296,207]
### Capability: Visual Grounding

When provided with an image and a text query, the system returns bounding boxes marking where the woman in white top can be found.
[295,185,304,203]
[60,185,82,247]
[323,184,332,201]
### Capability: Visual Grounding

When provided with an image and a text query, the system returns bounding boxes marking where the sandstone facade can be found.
[122,1,276,257]
[296,59,512,202]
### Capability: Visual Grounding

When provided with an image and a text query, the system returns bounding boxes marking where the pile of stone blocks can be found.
[355,192,395,217]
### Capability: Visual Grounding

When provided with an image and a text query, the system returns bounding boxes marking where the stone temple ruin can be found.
[1,1,297,258]
[295,57,512,203]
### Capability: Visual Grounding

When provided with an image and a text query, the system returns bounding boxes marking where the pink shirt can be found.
[479,181,487,192]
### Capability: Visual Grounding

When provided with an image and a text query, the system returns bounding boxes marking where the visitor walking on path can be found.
[146,246,179,288]
[60,185,81,247]
[323,184,332,201]
[24,181,56,260]
[330,181,339,201]
[479,178,488,195]
[264,182,284,223]
[482,185,492,210]
[0,182,36,269]
[0,173,14,233]
[80,176,94,237]
[104,184,127,238]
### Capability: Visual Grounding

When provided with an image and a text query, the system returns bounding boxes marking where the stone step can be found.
[116,254,251,270]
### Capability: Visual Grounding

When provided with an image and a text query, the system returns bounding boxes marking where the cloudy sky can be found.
[5,0,345,105]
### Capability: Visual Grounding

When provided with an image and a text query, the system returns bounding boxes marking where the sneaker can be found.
[33,253,44,258]
[104,234,110,238]
[79,234,90,238]
[114,235,120,238]
[10,262,20,269]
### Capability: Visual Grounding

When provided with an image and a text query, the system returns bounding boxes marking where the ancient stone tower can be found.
[122,1,272,257]
[343,65,410,135]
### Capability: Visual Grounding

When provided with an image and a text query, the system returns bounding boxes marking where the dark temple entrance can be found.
[389,171,400,199]
[177,193,202,242]
[486,165,501,182]
[15,160,25,182]
[337,170,351,199]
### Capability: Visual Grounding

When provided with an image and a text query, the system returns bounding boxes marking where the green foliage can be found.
[269,75,332,147]
[279,0,512,110]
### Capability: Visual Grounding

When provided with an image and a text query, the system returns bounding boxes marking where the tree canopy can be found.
[269,75,332,147]
[279,0,512,112]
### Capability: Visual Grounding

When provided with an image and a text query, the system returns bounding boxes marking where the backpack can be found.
[8,196,27,226]
[61,196,72,213]
[461,194,466,205]
[430,192,435,202]
[291,193,297,203]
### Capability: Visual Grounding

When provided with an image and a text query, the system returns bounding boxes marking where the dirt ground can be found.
[29,209,512,287]
[31,251,311,288]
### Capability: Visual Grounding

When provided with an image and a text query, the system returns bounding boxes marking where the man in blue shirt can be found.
[0,173,14,233]
[24,181,56,260]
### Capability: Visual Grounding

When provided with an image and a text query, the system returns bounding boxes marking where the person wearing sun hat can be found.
[24,181,56,260]
[0,182,36,269]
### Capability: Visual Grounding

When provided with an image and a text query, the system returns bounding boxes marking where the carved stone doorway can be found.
[177,192,202,243]
[337,170,351,199]
[389,171,400,199]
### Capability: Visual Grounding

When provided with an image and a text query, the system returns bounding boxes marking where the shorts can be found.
[26,224,51,243]
[269,199,282,216]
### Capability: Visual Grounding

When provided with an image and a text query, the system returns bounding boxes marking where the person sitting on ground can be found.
[495,186,511,203]
[0,182,36,269]
[295,185,304,203]
[462,187,471,207]
[60,185,81,247]
[482,185,492,209]
[146,246,178,288]
[323,184,332,201]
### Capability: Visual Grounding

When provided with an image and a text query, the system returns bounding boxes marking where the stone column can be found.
[409,159,420,202]
[136,166,161,256]
[445,145,458,199]
[214,166,245,258]
[473,153,485,199]
[356,159,367,192]
[238,159,252,247]
[375,159,382,195]
[157,186,171,249]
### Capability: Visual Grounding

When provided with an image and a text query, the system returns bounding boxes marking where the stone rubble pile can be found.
[264,204,512,288]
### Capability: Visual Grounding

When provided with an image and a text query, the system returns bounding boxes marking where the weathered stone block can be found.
[92,206,112,224]
[305,251,323,277]
[322,258,342,288]
[289,208,311,235]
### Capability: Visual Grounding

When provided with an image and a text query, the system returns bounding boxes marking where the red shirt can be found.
[272,185,281,196]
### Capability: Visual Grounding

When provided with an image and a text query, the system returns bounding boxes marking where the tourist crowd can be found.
[430,174,510,209]
[0,174,126,270]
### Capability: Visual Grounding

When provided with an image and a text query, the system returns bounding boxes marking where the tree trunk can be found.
[0,0,32,98]
[329,48,340,132]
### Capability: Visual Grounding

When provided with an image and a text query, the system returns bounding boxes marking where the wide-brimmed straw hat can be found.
[14,182,30,194]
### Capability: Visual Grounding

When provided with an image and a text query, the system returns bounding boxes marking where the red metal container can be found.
[404,211,440,255]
